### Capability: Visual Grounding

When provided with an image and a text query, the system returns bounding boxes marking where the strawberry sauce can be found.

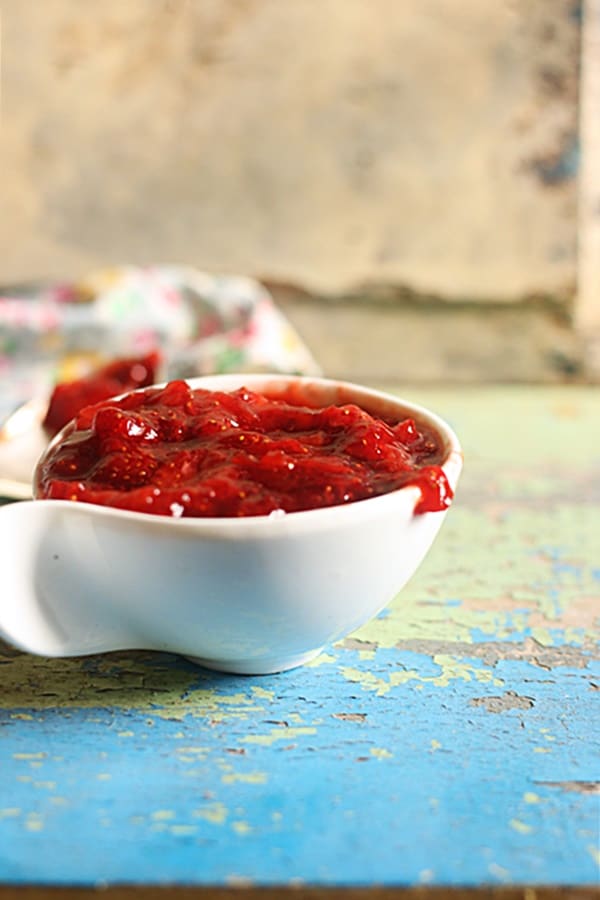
[37,381,453,517]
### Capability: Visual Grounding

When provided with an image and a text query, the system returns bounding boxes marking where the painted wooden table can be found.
[1,386,598,893]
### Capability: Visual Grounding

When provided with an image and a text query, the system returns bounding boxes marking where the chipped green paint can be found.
[355,503,598,650]
[510,819,534,835]
[341,654,504,695]
[369,747,393,759]
[151,810,176,821]
[175,746,210,759]
[193,802,228,825]
[221,771,268,785]
[240,726,317,746]
[406,387,599,470]
[305,652,337,667]
[0,655,281,719]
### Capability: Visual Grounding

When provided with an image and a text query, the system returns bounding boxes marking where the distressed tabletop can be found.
[0,386,598,891]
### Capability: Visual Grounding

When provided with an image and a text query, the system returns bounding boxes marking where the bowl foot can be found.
[185,647,325,675]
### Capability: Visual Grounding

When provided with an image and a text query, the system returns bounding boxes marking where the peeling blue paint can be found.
[0,652,598,886]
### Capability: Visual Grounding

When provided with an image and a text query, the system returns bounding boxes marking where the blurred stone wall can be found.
[1,0,580,304]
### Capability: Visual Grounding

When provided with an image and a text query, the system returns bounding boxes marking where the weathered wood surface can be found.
[1,387,598,889]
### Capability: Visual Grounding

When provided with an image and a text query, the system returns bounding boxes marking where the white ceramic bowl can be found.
[0,375,462,674]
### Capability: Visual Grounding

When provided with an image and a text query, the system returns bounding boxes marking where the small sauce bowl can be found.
[0,375,462,674]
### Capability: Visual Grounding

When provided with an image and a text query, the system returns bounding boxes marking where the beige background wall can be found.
[1,0,580,305]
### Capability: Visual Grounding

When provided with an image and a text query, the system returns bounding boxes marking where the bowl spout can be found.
[0,501,139,658]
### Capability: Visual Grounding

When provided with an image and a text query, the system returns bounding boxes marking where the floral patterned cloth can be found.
[0,266,320,426]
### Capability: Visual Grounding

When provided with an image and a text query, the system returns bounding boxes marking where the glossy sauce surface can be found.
[43,353,160,436]
[37,381,453,517]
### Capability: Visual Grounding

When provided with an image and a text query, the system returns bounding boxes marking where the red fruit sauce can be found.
[43,352,160,436]
[37,380,453,518]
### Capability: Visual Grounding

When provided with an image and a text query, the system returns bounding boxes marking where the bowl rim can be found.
[34,373,463,536]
